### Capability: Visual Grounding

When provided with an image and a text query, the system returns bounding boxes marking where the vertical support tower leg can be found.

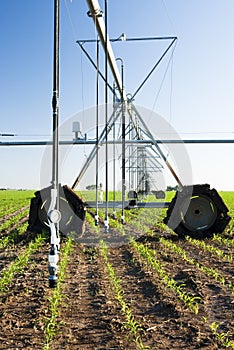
[48,0,61,288]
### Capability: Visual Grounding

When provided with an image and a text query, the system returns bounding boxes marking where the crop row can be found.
[0,222,29,249]
[0,233,47,293]
[99,239,149,350]
[130,238,200,314]
[212,234,234,248]
[43,237,73,350]
[85,212,148,349]
[0,208,29,233]
[87,210,234,348]
[130,239,234,349]
[0,190,33,217]
[159,237,234,293]
[0,191,233,349]
[123,202,234,268]
[93,204,234,349]
[185,236,232,261]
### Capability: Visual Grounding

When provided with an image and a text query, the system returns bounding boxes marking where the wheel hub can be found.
[181,195,217,231]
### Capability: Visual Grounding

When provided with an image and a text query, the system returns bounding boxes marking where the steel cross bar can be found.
[77,36,177,43]
[1,139,234,146]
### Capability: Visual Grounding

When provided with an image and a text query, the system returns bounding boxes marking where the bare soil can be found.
[0,209,233,349]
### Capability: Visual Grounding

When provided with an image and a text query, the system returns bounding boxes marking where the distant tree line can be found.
[86,185,97,191]
[86,184,179,192]
[166,185,179,191]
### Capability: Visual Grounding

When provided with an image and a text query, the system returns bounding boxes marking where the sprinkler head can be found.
[49,275,57,288]
[104,219,109,233]
[94,214,99,226]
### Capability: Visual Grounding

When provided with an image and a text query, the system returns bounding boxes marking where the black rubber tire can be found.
[28,185,85,236]
[155,190,166,199]
[163,184,230,239]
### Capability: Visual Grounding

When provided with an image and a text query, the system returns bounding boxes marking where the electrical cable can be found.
[63,0,88,159]
[150,43,177,119]
[169,47,174,126]
[161,0,177,34]
[63,0,77,42]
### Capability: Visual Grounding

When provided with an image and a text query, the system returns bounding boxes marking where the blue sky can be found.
[0,0,234,190]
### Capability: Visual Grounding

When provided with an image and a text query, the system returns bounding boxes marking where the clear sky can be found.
[0,0,234,190]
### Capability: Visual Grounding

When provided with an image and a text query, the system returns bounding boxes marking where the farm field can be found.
[0,190,234,349]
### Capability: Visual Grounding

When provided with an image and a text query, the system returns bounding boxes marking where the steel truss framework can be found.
[7,0,232,287]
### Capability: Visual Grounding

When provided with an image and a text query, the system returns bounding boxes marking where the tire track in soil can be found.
[106,243,217,350]
[0,244,50,350]
[50,241,133,350]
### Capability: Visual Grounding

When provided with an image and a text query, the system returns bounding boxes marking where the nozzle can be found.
[49,275,57,288]
[104,219,109,233]
[94,214,99,226]
[48,244,59,288]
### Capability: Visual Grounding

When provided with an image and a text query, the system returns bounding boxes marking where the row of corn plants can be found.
[123,206,234,348]
[0,222,29,249]
[124,209,201,313]
[0,190,33,216]
[91,208,202,314]
[0,232,47,293]
[99,239,149,350]
[85,212,149,349]
[0,201,29,217]
[185,236,233,262]
[130,238,234,348]
[43,237,74,350]
[208,321,234,349]
[0,208,29,232]
[87,215,150,349]
[0,204,29,222]
[159,237,234,293]
[212,234,234,248]
[130,238,201,314]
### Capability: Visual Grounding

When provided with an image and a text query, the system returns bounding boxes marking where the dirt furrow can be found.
[0,229,41,273]
[145,236,234,343]
[0,244,49,349]
[50,242,131,350]
[0,206,29,226]
[107,243,218,349]
[0,205,233,350]
[177,239,234,285]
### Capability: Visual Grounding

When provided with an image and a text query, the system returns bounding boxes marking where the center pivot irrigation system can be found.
[25,0,231,287]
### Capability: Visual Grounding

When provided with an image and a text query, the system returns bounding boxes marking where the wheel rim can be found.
[38,199,49,228]
[180,195,217,231]
[38,197,74,229]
